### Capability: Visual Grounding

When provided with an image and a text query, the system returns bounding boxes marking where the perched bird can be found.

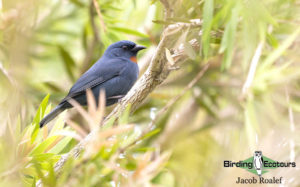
[39,40,146,127]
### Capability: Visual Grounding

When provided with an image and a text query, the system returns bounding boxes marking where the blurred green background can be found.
[0,0,300,186]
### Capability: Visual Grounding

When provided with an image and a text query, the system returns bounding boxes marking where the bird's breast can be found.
[122,61,139,80]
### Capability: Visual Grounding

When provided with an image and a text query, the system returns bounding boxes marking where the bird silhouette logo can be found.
[253,151,264,177]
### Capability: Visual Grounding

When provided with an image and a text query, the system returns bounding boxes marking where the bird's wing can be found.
[60,58,126,103]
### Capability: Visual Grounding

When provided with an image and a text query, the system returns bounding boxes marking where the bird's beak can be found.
[131,45,146,52]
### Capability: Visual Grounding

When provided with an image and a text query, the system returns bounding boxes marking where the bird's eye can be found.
[122,46,128,50]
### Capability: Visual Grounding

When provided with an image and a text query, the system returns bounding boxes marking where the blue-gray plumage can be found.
[39,40,145,127]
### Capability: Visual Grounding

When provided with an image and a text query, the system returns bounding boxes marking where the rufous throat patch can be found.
[130,56,137,63]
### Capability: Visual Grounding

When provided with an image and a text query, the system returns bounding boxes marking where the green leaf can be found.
[48,136,73,154]
[260,27,300,70]
[266,33,279,48]
[30,136,60,155]
[109,27,148,38]
[31,153,58,162]
[202,0,214,59]
[33,161,57,186]
[134,147,156,152]
[150,0,158,5]
[244,98,259,150]
[152,171,175,187]
[291,102,300,113]
[69,0,85,7]
[57,158,74,185]
[59,46,76,82]
[195,97,217,118]
[49,114,66,137]
[102,116,116,129]
[219,5,240,70]
[33,161,47,185]
[211,1,233,28]
[118,104,131,125]
[47,162,57,186]
[101,4,122,11]
[43,82,63,92]
[142,128,161,140]
[31,94,50,143]
[33,94,50,125]
[120,128,141,147]
[125,157,137,170]
[31,178,36,187]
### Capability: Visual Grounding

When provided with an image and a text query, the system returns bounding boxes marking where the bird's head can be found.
[104,40,146,63]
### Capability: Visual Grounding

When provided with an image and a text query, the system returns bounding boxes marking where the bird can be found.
[253,151,264,177]
[39,40,146,127]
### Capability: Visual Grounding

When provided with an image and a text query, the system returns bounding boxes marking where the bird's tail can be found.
[39,105,65,128]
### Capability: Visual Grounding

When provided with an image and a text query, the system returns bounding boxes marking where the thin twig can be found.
[66,119,88,138]
[92,0,106,31]
[81,0,101,73]
[89,0,100,41]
